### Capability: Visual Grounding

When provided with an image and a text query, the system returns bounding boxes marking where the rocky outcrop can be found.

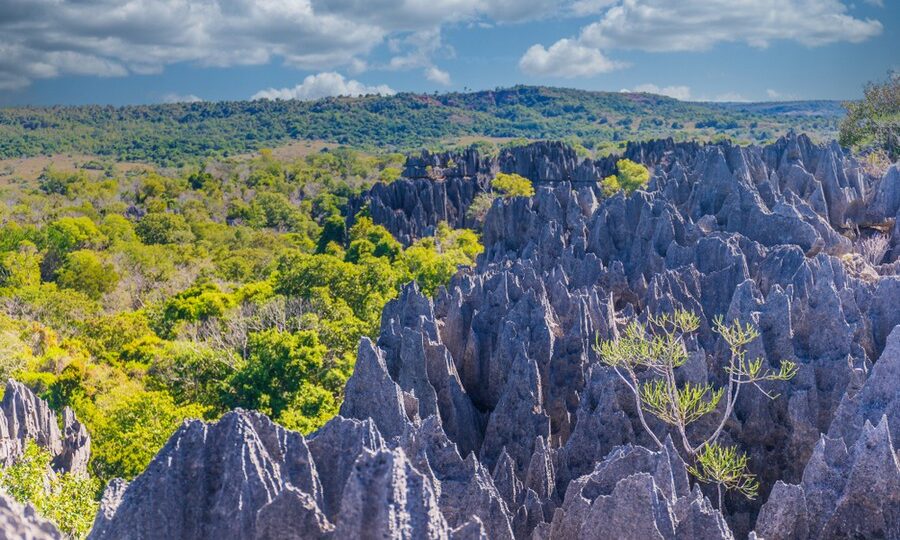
[0,490,61,540]
[88,410,328,540]
[754,416,899,539]
[546,439,731,540]
[0,380,90,475]
[84,135,900,539]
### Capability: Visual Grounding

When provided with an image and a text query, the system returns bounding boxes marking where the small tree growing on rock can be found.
[491,172,535,198]
[595,310,797,509]
[600,158,650,197]
[467,172,535,222]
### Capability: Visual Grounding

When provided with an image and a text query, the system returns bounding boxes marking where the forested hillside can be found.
[0,86,843,166]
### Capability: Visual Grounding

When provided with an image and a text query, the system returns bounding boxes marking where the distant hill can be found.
[0,86,844,166]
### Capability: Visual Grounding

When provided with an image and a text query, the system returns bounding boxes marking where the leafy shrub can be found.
[492,172,534,197]
[0,441,99,538]
[840,71,900,160]
[601,158,650,196]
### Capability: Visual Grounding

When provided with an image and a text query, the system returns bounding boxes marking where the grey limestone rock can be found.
[0,490,62,540]
[0,380,90,476]
[79,135,900,540]
[88,410,325,540]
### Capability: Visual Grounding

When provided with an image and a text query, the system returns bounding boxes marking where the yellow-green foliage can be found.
[0,441,99,538]
[839,71,900,160]
[601,158,650,196]
[86,387,206,482]
[0,149,483,499]
[492,173,535,198]
[596,310,797,507]
[688,443,759,501]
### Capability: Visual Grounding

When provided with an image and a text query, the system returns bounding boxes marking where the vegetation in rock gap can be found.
[0,441,98,538]
[600,159,650,197]
[492,172,535,198]
[595,310,798,509]
[0,147,481,493]
[467,172,535,222]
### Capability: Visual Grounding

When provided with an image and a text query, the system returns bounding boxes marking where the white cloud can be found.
[623,83,691,100]
[425,66,452,85]
[766,89,781,99]
[521,0,882,79]
[162,93,203,104]
[0,0,566,90]
[310,0,564,28]
[579,0,882,52]
[252,72,395,101]
[519,39,624,77]
[570,0,616,15]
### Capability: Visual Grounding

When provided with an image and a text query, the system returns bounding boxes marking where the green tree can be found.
[840,71,900,161]
[90,389,205,482]
[45,217,106,256]
[226,329,326,418]
[147,342,236,410]
[466,193,495,223]
[0,244,42,288]
[278,382,339,434]
[135,212,195,245]
[55,250,119,300]
[151,284,236,339]
[38,168,87,196]
[100,214,138,244]
[492,172,535,197]
[601,158,650,196]
[595,311,797,509]
[0,441,99,538]
[400,224,483,296]
[345,216,402,263]
[316,213,347,253]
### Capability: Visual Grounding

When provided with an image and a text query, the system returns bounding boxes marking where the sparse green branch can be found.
[594,309,796,508]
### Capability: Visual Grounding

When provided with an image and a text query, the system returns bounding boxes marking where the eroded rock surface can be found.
[85,136,900,539]
[0,380,90,475]
[0,490,62,540]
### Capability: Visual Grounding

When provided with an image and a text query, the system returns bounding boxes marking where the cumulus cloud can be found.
[569,0,616,15]
[579,0,882,52]
[0,0,566,90]
[251,72,395,101]
[0,0,386,90]
[623,84,691,100]
[519,39,624,77]
[383,27,453,85]
[521,0,882,79]
[310,0,564,28]
[425,67,452,85]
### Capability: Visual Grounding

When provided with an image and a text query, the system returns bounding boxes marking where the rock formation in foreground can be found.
[90,135,900,539]
[0,491,61,540]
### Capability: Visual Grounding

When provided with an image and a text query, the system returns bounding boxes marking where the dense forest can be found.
[0,86,844,166]
[0,147,494,535]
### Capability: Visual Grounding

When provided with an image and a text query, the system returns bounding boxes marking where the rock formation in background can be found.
[88,135,900,539]
[0,380,90,475]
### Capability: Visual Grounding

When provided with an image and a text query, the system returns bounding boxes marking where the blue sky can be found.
[0,0,896,106]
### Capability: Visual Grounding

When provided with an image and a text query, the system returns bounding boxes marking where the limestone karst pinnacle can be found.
[6,134,900,539]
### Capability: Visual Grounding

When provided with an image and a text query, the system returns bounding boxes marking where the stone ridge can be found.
[0,379,90,475]
[85,135,900,539]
